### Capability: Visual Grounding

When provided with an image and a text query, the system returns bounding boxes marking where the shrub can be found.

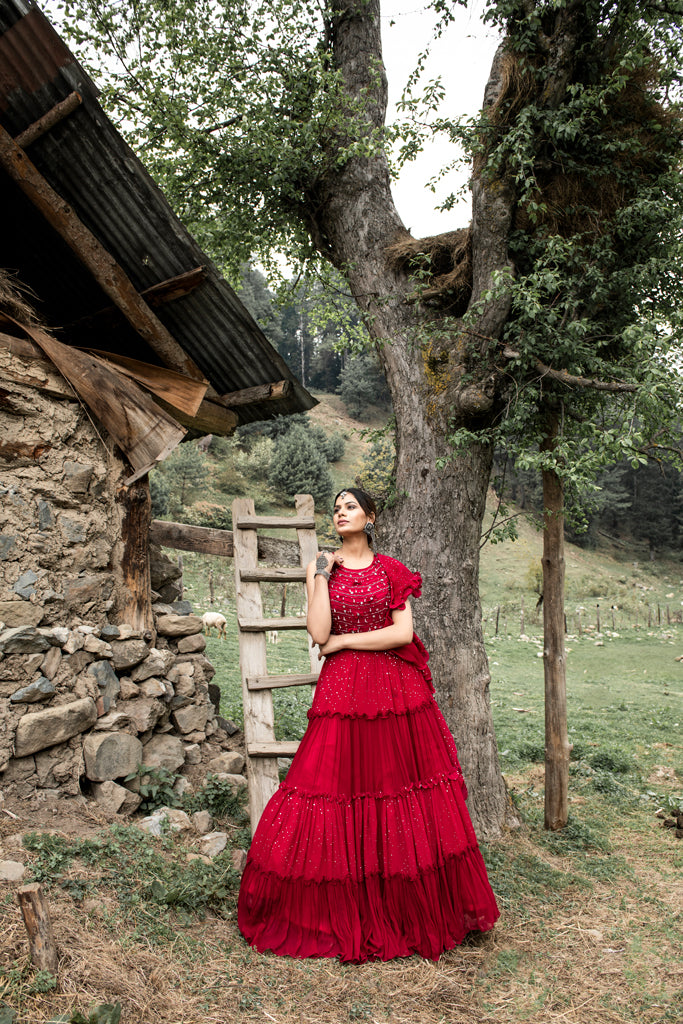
[269,425,334,508]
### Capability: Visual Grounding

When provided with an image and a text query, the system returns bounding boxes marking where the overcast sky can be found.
[380,0,501,236]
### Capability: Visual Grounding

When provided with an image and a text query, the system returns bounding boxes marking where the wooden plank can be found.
[239,567,307,582]
[233,497,279,833]
[154,395,239,436]
[68,267,208,330]
[14,91,82,148]
[296,493,323,686]
[235,515,316,530]
[238,616,308,632]
[220,379,291,407]
[247,673,320,691]
[0,122,208,385]
[150,519,299,564]
[85,350,207,417]
[248,741,300,758]
[4,313,185,480]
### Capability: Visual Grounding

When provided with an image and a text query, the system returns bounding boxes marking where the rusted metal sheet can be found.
[0,0,317,424]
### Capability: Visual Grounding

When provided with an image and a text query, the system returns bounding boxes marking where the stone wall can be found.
[0,347,224,805]
[0,608,220,808]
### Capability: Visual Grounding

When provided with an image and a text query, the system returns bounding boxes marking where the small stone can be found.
[199,831,228,858]
[177,633,207,654]
[63,575,114,609]
[186,853,212,864]
[61,517,87,544]
[14,697,97,757]
[156,614,203,638]
[87,661,121,701]
[0,626,50,655]
[131,648,174,682]
[183,731,206,743]
[62,461,94,493]
[138,807,192,835]
[37,500,55,530]
[93,710,131,731]
[91,780,142,815]
[142,734,185,772]
[172,704,210,735]
[12,570,38,599]
[0,535,17,560]
[109,639,150,672]
[83,635,112,657]
[173,776,193,798]
[122,697,163,733]
[191,810,213,835]
[231,849,248,874]
[63,631,85,655]
[139,678,167,698]
[218,716,240,737]
[41,646,62,681]
[174,676,195,698]
[10,677,56,704]
[0,601,43,628]
[0,861,26,881]
[183,743,202,765]
[213,772,248,791]
[118,678,140,700]
[207,751,245,775]
[100,624,121,641]
[83,732,143,782]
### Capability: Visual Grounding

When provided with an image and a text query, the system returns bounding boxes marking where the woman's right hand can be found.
[314,550,344,575]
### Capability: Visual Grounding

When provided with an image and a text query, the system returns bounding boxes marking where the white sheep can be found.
[202,611,227,638]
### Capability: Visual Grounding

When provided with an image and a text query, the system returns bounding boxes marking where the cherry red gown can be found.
[238,553,499,962]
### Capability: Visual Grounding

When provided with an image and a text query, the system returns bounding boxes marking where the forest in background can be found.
[152,265,683,562]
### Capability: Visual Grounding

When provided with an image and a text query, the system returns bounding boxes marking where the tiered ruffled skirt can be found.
[238,649,499,962]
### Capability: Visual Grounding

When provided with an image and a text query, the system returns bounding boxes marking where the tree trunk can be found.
[541,425,569,830]
[308,0,519,837]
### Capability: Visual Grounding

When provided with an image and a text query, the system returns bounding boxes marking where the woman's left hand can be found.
[318,634,345,659]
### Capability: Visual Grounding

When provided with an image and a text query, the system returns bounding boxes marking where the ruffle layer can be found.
[238,847,500,963]
[312,648,433,719]
[247,771,476,882]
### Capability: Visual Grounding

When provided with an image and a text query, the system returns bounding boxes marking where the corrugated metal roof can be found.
[0,0,316,426]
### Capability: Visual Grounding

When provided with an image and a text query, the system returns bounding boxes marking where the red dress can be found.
[237,554,500,962]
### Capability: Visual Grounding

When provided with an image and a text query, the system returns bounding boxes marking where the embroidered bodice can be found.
[328,559,390,634]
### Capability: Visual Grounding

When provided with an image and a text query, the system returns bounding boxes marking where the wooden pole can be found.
[596,604,601,632]
[118,474,154,633]
[520,595,525,636]
[17,883,59,973]
[541,419,569,831]
[209,569,215,605]
[495,606,500,636]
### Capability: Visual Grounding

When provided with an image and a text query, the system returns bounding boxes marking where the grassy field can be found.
[3,425,682,1022]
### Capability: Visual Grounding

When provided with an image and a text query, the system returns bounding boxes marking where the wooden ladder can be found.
[233,493,320,832]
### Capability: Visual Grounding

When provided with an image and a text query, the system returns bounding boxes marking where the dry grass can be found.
[1,784,681,1024]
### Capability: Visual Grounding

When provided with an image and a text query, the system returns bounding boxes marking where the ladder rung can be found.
[240,567,307,582]
[239,616,308,631]
[248,741,300,758]
[236,515,316,530]
[247,672,319,691]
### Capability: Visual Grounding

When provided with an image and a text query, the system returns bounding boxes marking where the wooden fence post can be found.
[17,883,58,973]
[495,606,500,636]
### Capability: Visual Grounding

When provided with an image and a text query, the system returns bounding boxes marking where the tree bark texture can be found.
[116,472,154,632]
[306,0,519,837]
[541,426,570,830]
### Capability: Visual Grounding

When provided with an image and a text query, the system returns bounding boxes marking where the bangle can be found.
[314,568,330,581]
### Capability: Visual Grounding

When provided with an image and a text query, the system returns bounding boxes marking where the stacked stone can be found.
[0,607,226,809]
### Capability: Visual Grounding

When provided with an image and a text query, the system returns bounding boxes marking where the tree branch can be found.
[502,347,639,392]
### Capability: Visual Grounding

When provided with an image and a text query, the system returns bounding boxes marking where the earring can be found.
[363,521,376,547]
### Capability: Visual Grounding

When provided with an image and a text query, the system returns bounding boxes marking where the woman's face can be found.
[332,492,373,538]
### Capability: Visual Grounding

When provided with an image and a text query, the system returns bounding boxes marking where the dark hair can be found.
[333,488,377,519]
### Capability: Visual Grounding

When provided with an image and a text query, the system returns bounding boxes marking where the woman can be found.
[238,487,499,962]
